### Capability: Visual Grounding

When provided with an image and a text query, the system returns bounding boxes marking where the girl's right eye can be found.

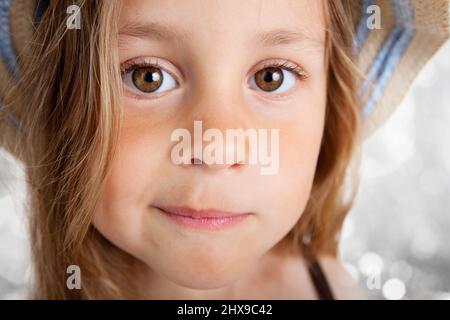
[122,64,177,96]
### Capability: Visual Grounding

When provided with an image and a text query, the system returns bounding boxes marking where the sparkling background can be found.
[0,40,449,300]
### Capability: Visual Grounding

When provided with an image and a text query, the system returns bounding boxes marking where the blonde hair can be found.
[286,0,362,257]
[0,0,361,299]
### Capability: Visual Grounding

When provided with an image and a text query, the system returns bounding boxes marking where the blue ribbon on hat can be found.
[0,0,16,75]
[356,0,416,119]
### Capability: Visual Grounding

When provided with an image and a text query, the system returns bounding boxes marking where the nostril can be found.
[191,157,202,165]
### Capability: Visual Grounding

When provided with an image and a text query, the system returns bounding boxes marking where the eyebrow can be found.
[119,21,191,42]
[253,28,324,48]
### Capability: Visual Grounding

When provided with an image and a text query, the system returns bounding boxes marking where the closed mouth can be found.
[154,205,252,231]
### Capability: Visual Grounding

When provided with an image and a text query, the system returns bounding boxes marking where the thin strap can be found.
[306,256,335,300]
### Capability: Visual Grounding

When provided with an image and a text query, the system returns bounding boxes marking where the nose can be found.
[188,127,248,172]
[169,54,259,173]
[172,83,254,173]
[182,117,252,172]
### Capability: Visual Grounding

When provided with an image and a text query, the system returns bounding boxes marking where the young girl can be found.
[0,0,448,299]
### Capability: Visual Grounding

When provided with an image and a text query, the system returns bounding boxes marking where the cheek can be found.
[257,93,326,240]
[93,121,169,257]
[100,103,178,205]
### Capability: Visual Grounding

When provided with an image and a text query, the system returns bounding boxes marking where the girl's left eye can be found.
[248,61,309,94]
[122,64,177,95]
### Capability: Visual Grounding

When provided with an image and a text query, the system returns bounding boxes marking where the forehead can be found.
[118,0,326,49]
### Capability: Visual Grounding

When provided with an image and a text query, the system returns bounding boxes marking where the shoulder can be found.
[317,254,367,300]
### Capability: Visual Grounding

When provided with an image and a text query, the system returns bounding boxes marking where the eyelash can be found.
[261,60,310,81]
[120,59,166,78]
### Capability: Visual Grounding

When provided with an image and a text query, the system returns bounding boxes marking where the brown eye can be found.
[254,67,284,92]
[132,66,163,93]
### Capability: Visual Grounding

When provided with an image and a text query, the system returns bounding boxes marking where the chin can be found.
[154,255,254,290]
[170,273,238,290]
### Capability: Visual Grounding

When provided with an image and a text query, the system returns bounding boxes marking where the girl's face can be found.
[94,0,327,289]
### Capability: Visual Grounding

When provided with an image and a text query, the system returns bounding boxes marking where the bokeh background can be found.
[0,40,449,300]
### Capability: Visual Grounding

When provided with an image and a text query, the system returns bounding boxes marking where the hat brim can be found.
[356,0,450,139]
[0,0,36,106]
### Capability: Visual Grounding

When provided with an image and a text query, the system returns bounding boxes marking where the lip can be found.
[155,206,251,231]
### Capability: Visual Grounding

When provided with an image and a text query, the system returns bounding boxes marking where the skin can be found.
[94,0,364,299]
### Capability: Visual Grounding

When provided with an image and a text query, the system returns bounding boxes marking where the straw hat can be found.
[0,0,449,139]
[354,0,450,138]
